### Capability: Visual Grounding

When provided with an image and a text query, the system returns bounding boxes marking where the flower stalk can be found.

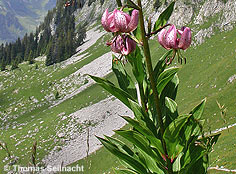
[137,0,173,173]
[146,24,171,37]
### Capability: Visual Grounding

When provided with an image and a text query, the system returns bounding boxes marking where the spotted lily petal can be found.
[126,9,139,32]
[111,35,136,55]
[165,25,178,49]
[178,27,191,50]
[114,9,131,33]
[177,29,183,35]
[101,9,111,32]
[158,29,170,49]
[111,36,122,54]
[107,12,118,32]
[121,36,136,55]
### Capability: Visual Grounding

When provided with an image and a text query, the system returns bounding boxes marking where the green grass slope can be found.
[0,34,111,170]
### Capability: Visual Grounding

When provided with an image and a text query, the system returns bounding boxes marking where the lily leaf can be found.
[173,152,184,172]
[181,133,221,173]
[112,55,137,99]
[156,67,180,95]
[115,130,164,165]
[97,136,148,174]
[190,98,206,120]
[164,114,191,158]
[118,169,138,174]
[180,99,207,144]
[121,116,155,137]
[127,46,146,84]
[133,22,142,42]
[139,150,165,174]
[128,99,158,137]
[180,144,207,174]
[90,75,135,109]
[164,97,178,126]
[153,49,173,80]
[153,1,175,31]
[160,73,179,103]
[121,116,165,158]
[105,136,134,157]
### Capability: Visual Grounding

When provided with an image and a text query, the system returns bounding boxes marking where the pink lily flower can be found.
[101,8,139,33]
[110,35,136,55]
[158,25,191,50]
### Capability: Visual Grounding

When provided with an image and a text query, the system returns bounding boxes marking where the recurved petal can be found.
[122,37,136,55]
[111,42,122,53]
[177,29,183,35]
[107,12,118,32]
[165,25,178,49]
[101,9,111,32]
[178,27,191,50]
[111,36,123,54]
[114,9,130,33]
[111,45,121,53]
[177,26,188,35]
[158,29,170,49]
[126,9,139,33]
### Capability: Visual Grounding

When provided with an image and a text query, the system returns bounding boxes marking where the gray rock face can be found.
[75,0,118,25]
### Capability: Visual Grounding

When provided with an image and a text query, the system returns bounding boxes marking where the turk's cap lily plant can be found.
[158,25,191,50]
[101,8,139,33]
[90,1,220,174]
[108,34,136,55]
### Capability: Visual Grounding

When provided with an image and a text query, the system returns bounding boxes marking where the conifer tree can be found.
[1,59,6,71]
[45,40,54,66]
[11,59,19,70]
[28,50,34,64]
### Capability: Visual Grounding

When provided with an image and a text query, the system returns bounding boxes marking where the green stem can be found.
[137,0,173,173]
[146,24,171,37]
